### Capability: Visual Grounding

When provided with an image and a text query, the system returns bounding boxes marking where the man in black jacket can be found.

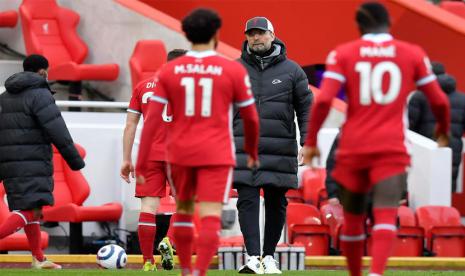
[0,55,85,269]
[234,17,312,274]
[409,69,465,192]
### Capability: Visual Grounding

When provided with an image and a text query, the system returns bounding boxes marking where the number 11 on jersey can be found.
[181,77,213,117]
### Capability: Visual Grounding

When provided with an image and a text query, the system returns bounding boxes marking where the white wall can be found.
[0,0,190,101]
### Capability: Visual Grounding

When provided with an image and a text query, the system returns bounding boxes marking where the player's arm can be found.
[135,98,165,182]
[303,77,342,166]
[233,65,260,168]
[415,52,450,145]
[120,112,141,183]
[238,102,259,167]
[417,80,450,145]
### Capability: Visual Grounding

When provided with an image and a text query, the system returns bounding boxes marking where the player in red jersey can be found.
[303,2,450,276]
[121,49,187,271]
[136,8,259,276]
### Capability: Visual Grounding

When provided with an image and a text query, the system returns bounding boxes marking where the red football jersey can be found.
[149,50,255,166]
[306,33,449,158]
[128,77,171,161]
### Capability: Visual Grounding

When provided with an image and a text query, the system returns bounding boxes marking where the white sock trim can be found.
[340,234,366,241]
[12,211,28,225]
[369,273,382,276]
[138,222,156,227]
[173,222,194,227]
[373,223,397,231]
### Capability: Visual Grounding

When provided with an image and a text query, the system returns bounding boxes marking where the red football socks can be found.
[340,211,366,276]
[0,210,34,239]
[138,212,156,264]
[194,216,221,276]
[172,213,194,276]
[25,221,45,262]
[370,207,398,275]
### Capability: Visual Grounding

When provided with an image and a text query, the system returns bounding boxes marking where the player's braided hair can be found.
[356,2,391,30]
[182,8,222,44]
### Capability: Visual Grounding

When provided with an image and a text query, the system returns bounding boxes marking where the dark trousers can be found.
[236,185,288,257]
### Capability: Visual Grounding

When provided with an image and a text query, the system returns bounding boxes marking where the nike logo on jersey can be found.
[272,79,282,84]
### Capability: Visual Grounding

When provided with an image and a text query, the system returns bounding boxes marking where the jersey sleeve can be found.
[149,71,169,105]
[232,62,255,108]
[414,47,436,87]
[127,82,143,114]
[322,48,346,83]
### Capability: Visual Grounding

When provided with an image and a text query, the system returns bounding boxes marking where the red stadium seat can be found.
[129,40,167,90]
[320,203,344,249]
[19,0,119,81]
[285,189,304,203]
[41,144,122,253]
[0,185,49,252]
[0,10,18,28]
[287,203,330,255]
[393,206,424,257]
[440,1,465,19]
[416,206,465,257]
[301,168,327,206]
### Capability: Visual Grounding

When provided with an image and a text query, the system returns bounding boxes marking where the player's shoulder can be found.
[134,77,156,93]
[212,55,247,74]
[393,39,426,56]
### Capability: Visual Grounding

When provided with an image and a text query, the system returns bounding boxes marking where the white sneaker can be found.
[238,255,264,274]
[262,255,282,274]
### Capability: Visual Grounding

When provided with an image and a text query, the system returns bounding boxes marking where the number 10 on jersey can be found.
[355,61,401,106]
[181,77,213,117]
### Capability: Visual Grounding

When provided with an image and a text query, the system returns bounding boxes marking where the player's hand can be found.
[135,175,145,185]
[298,147,305,165]
[302,146,321,168]
[120,161,135,184]
[436,132,449,147]
[247,156,260,169]
[328,197,340,206]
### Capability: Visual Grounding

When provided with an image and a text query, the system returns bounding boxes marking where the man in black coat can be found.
[234,17,312,274]
[0,55,85,269]
[409,70,465,192]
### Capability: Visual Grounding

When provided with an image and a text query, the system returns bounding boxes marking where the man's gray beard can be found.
[251,46,270,55]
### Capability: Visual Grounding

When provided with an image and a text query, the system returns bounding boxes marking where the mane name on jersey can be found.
[360,45,396,58]
[174,64,223,75]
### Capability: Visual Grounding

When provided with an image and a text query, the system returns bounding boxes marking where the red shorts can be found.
[332,153,409,194]
[167,164,233,203]
[135,161,167,198]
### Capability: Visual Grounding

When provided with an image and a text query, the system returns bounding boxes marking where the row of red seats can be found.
[0,144,122,253]
[2,0,168,90]
[288,202,465,257]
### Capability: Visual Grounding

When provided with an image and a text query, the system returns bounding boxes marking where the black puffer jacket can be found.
[233,39,313,189]
[0,72,85,210]
[408,74,465,192]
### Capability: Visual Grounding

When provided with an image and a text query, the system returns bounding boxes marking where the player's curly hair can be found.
[182,8,222,44]
[356,2,390,30]
[167,49,188,61]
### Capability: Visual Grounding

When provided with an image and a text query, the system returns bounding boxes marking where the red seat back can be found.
[287,203,321,228]
[440,1,465,19]
[51,144,89,207]
[301,168,326,206]
[129,40,167,90]
[416,206,462,237]
[20,0,88,67]
[398,206,416,227]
